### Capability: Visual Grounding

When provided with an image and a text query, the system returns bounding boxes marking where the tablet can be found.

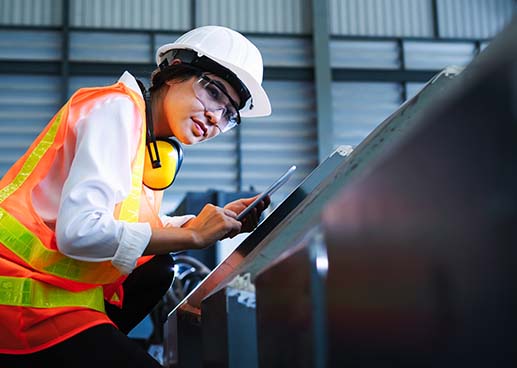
[237,165,297,221]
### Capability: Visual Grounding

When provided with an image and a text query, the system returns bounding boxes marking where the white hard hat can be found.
[156,26,271,118]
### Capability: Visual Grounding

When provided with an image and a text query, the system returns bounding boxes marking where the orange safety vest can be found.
[0,82,163,354]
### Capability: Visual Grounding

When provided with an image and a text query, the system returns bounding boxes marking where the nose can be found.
[204,110,223,129]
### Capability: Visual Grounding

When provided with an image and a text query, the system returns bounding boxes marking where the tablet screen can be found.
[236,165,297,221]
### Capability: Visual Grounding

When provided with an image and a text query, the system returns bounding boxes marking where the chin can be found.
[177,137,195,145]
[177,133,200,145]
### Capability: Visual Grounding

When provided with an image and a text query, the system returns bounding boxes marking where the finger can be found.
[225,220,242,239]
[254,196,269,215]
[246,193,263,205]
[223,208,238,218]
[255,200,265,214]
[255,199,268,217]
[241,209,259,232]
[250,207,259,226]
[264,194,271,208]
[227,230,240,239]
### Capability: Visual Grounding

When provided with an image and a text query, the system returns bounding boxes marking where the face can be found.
[154,73,241,145]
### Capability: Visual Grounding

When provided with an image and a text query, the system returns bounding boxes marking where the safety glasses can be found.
[193,75,241,133]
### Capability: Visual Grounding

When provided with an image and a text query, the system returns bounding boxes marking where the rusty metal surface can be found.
[165,61,461,368]
[251,18,517,368]
[322,19,517,367]
[201,287,258,368]
[169,67,459,316]
[165,18,517,367]
[168,146,347,314]
[254,233,317,368]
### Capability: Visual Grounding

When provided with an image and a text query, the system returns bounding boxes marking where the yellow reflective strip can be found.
[118,122,145,222]
[0,208,120,284]
[0,108,64,204]
[0,276,105,312]
[118,93,146,222]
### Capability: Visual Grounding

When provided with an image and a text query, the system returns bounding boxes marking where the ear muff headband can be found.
[143,138,183,190]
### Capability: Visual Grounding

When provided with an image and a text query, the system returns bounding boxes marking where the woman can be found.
[0,25,271,367]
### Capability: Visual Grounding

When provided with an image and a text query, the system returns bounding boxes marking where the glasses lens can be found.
[193,76,240,132]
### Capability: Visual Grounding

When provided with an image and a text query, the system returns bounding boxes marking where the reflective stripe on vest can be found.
[117,99,146,222]
[0,275,105,312]
[0,88,146,289]
[0,207,120,283]
[0,94,145,222]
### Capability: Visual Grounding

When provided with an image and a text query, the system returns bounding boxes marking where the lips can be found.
[192,118,207,137]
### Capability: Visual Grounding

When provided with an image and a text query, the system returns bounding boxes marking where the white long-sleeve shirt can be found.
[31,71,190,275]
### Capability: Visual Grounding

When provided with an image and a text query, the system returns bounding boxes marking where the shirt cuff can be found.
[160,214,196,228]
[112,222,152,274]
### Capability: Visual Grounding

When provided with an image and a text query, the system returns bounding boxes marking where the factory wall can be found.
[0,0,514,209]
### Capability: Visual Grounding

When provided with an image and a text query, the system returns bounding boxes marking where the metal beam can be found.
[311,0,333,163]
[431,0,440,38]
[0,61,61,74]
[60,0,70,104]
[0,60,441,85]
[191,0,197,28]
[264,67,313,80]
[397,39,408,101]
[69,62,155,76]
[332,69,438,83]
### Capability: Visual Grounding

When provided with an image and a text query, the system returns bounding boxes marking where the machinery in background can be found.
[129,253,212,364]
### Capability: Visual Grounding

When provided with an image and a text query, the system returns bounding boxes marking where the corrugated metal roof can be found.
[241,80,318,197]
[437,0,515,38]
[69,0,191,30]
[249,36,313,67]
[69,31,152,62]
[332,81,402,148]
[0,0,62,26]
[0,29,62,60]
[329,0,434,37]
[404,41,475,69]
[195,0,311,34]
[331,40,399,69]
[0,74,61,176]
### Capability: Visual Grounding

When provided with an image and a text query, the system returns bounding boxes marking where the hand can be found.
[183,203,242,248]
[225,194,271,233]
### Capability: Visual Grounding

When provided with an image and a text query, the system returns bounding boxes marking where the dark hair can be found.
[149,64,201,94]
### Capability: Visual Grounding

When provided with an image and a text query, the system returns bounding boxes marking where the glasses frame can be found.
[194,74,242,133]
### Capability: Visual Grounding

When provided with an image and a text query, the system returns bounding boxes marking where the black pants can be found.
[0,254,175,368]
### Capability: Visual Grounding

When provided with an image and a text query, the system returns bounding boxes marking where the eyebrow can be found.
[209,78,241,108]
[210,78,229,94]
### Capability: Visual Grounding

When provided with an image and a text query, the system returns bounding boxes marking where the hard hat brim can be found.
[156,43,272,118]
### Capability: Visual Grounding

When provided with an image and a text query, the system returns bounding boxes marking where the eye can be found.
[205,83,221,100]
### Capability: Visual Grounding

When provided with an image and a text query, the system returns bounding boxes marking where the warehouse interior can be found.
[0,0,516,367]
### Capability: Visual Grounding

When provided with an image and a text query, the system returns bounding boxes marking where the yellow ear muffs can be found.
[143,138,183,190]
